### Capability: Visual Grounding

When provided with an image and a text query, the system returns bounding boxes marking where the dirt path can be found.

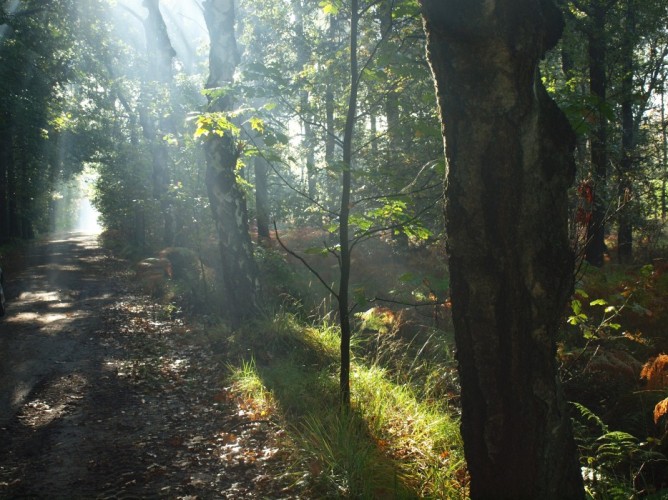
[0,234,295,499]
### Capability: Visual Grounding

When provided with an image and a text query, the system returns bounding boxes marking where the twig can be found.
[273,221,338,299]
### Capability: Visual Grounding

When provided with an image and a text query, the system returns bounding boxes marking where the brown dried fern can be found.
[641,354,668,391]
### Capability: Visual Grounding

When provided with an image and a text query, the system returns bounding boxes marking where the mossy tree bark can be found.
[203,0,260,324]
[420,1,585,497]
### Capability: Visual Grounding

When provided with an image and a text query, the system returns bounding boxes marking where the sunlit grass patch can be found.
[221,310,467,498]
[352,364,467,498]
[227,358,276,419]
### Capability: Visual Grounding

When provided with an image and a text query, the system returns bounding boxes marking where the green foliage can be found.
[193,112,240,138]
[572,402,667,498]
[567,290,623,340]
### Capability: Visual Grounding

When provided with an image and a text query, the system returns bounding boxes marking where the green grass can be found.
[351,364,466,498]
[224,310,467,498]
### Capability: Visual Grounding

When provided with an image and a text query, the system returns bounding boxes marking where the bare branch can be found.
[273,221,339,299]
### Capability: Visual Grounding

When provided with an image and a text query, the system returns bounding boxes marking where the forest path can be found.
[0,233,292,498]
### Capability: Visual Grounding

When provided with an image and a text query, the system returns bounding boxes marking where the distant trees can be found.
[139,0,177,246]
[0,0,115,241]
[420,0,585,497]
[551,0,668,265]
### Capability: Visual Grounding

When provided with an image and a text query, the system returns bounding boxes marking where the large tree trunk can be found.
[420,1,585,498]
[203,0,259,324]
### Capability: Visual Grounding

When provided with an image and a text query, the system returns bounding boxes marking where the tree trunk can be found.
[617,0,636,264]
[379,0,408,251]
[379,1,400,154]
[141,0,176,246]
[254,154,270,242]
[420,1,585,498]
[0,119,11,243]
[142,0,175,83]
[203,0,260,324]
[585,0,608,267]
[338,0,359,409]
[295,1,317,201]
[662,91,667,220]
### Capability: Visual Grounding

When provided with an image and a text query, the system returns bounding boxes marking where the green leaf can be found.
[319,0,340,15]
[590,299,608,307]
[249,116,264,133]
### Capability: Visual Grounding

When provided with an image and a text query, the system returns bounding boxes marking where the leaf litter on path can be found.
[0,235,301,498]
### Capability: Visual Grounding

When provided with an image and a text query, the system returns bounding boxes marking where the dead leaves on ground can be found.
[97,293,299,498]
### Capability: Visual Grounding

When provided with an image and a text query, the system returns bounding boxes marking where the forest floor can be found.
[0,233,297,499]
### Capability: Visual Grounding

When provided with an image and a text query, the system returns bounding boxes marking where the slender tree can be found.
[617,0,636,263]
[420,1,585,497]
[338,0,359,408]
[585,0,609,266]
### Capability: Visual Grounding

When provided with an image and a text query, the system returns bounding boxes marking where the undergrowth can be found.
[220,310,467,498]
[561,260,668,497]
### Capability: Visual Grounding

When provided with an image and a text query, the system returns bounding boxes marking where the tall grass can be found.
[225,310,467,498]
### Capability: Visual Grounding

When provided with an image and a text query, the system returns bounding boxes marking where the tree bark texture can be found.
[203,0,259,324]
[420,1,584,498]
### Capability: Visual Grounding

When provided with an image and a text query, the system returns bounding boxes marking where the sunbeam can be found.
[75,197,102,234]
